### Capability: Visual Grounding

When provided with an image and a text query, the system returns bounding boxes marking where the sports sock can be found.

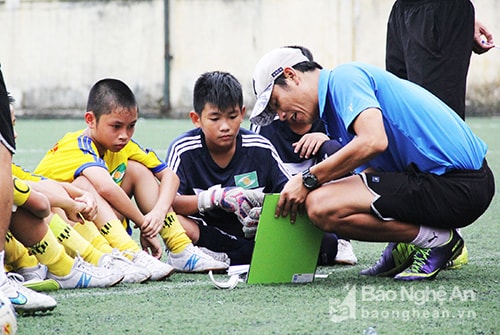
[160,212,191,253]
[73,220,113,253]
[411,226,452,248]
[48,214,104,265]
[100,219,140,253]
[27,229,74,277]
[4,231,39,270]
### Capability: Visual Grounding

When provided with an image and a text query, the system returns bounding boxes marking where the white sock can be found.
[411,226,452,248]
[0,251,7,284]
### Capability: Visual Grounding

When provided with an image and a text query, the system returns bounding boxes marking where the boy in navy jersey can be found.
[166,71,291,265]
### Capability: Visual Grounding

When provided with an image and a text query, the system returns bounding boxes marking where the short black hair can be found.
[86,78,137,121]
[274,46,322,87]
[282,45,314,61]
[193,71,243,114]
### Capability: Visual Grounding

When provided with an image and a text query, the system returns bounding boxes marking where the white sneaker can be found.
[334,239,358,265]
[167,244,229,273]
[99,250,152,283]
[46,256,124,289]
[127,250,174,281]
[16,263,48,282]
[199,247,231,266]
[0,273,57,315]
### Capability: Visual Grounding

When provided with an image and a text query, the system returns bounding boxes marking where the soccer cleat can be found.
[444,244,469,270]
[99,250,152,284]
[360,242,416,277]
[46,256,124,289]
[128,250,174,281]
[394,230,464,281]
[23,279,60,292]
[16,263,48,282]
[167,244,229,273]
[199,247,231,266]
[334,239,358,265]
[0,273,57,315]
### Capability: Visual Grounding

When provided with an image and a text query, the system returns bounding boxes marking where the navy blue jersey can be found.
[166,127,291,237]
[251,119,329,175]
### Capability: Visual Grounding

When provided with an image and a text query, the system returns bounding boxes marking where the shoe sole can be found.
[334,259,357,266]
[173,267,227,274]
[148,268,175,282]
[16,305,57,316]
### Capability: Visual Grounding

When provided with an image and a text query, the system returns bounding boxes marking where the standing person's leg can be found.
[0,68,15,263]
[386,0,474,119]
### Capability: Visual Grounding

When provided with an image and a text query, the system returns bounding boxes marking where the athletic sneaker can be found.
[167,244,229,273]
[23,279,60,292]
[0,273,57,315]
[360,242,416,277]
[17,263,48,282]
[127,250,174,281]
[444,244,469,270]
[394,229,464,281]
[46,256,124,289]
[99,250,152,283]
[199,247,231,266]
[334,239,358,265]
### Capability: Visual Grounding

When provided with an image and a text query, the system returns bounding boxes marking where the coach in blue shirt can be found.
[250,47,494,281]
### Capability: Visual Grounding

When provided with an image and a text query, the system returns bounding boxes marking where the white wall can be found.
[0,0,499,117]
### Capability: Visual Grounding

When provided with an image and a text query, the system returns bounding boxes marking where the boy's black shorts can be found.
[360,161,495,228]
[0,69,15,154]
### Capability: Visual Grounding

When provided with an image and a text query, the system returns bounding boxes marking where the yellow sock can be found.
[28,230,74,277]
[4,231,39,270]
[48,214,104,265]
[160,212,191,253]
[100,219,140,252]
[73,220,114,253]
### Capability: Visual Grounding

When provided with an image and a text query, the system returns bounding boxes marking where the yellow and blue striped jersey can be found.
[34,129,167,184]
[12,163,44,182]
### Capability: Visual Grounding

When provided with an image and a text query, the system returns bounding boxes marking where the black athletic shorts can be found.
[0,68,15,154]
[360,161,495,229]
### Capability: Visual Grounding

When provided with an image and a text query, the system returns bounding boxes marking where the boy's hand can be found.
[198,186,264,221]
[140,210,165,238]
[73,192,98,222]
[140,234,163,259]
[242,207,261,238]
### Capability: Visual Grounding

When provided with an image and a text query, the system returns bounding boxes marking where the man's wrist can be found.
[302,168,320,190]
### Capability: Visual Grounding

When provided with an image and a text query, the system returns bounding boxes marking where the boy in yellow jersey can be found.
[8,95,152,284]
[35,78,227,273]
[11,176,124,291]
[10,165,152,284]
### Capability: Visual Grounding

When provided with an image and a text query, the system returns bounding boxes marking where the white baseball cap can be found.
[250,48,309,126]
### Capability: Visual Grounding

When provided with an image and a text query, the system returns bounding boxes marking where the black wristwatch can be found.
[302,168,320,190]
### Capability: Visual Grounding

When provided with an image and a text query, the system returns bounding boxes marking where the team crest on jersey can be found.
[110,163,126,184]
[234,171,258,189]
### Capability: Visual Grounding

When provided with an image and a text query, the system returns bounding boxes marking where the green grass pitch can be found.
[12,117,500,335]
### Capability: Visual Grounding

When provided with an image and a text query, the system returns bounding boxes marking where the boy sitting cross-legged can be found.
[166,71,290,265]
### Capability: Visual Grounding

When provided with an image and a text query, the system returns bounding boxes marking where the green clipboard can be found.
[246,194,324,284]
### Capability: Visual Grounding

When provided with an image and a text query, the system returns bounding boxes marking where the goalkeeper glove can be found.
[242,207,261,239]
[198,186,264,222]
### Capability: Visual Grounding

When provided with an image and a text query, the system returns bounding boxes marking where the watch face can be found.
[303,172,318,189]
